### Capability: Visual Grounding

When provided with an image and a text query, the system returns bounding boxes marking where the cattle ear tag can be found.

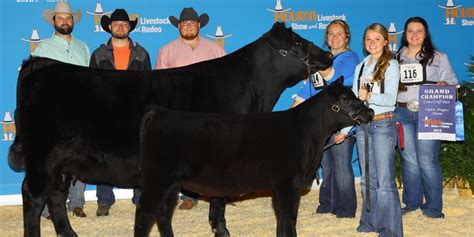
[331,105,340,112]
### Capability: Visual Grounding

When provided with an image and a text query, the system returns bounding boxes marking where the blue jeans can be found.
[42,180,86,217]
[356,118,403,237]
[97,185,142,206]
[181,189,199,204]
[395,106,443,218]
[318,134,356,217]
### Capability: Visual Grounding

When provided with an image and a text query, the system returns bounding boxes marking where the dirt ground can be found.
[1,187,473,236]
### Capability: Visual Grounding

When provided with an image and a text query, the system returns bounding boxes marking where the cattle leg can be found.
[47,179,77,237]
[135,181,177,237]
[22,176,47,237]
[272,183,300,237]
[209,197,230,237]
[156,186,179,237]
[135,190,158,237]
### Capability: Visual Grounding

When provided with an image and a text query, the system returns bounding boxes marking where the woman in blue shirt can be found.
[395,17,457,219]
[291,20,359,218]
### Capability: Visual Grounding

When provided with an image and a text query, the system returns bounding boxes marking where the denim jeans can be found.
[318,134,356,217]
[42,180,86,217]
[356,118,403,237]
[180,189,199,204]
[97,184,142,206]
[395,106,443,218]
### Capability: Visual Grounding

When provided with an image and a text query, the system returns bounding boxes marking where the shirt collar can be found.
[178,35,202,48]
[51,33,74,46]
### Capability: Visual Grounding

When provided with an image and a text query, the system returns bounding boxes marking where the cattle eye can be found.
[342,95,351,103]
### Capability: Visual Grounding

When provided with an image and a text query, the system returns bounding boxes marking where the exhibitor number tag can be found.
[400,63,423,84]
[359,75,381,94]
[310,72,324,89]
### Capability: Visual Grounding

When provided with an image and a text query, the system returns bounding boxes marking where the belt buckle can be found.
[407,101,419,112]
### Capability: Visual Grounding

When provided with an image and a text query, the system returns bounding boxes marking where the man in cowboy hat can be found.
[34,2,90,219]
[35,2,90,66]
[90,8,151,216]
[155,7,226,210]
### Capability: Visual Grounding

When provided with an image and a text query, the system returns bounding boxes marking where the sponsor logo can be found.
[266,0,347,31]
[438,0,474,26]
[387,22,403,53]
[134,16,169,34]
[86,2,112,32]
[1,112,15,142]
[206,26,232,48]
[20,29,44,55]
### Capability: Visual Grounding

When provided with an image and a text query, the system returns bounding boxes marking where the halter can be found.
[262,35,312,73]
[329,100,365,123]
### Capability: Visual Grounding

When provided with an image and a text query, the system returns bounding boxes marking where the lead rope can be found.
[358,63,371,212]
[364,110,371,212]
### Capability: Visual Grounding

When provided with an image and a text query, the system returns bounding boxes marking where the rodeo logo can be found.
[86,2,112,32]
[438,0,474,26]
[387,22,403,53]
[1,112,15,142]
[20,29,44,55]
[266,0,347,31]
[206,26,232,48]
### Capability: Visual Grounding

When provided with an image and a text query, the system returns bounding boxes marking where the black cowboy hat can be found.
[169,7,209,28]
[100,8,137,33]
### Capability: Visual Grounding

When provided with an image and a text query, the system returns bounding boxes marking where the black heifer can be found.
[9,22,333,237]
[136,78,373,237]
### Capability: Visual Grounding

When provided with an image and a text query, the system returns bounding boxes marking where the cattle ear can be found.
[333,76,344,86]
[272,22,286,31]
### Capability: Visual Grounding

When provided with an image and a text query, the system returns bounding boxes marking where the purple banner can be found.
[418,85,456,141]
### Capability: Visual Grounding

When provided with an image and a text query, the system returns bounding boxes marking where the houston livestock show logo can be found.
[266,0,347,31]
[387,22,403,53]
[1,112,15,142]
[86,2,112,32]
[20,29,44,55]
[438,0,474,26]
[206,26,233,48]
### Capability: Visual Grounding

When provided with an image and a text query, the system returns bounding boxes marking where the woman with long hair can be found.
[290,19,360,218]
[340,23,402,236]
[395,16,457,219]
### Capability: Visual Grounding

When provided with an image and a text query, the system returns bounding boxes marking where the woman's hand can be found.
[436,81,448,86]
[359,88,370,101]
[334,133,347,144]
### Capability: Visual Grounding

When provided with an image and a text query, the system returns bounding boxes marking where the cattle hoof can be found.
[212,228,218,233]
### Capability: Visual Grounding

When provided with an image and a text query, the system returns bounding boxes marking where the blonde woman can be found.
[340,23,402,236]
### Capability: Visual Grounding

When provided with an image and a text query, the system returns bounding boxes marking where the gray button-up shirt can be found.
[396,46,457,103]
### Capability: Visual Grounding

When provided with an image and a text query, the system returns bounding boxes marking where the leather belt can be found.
[373,112,395,121]
[397,102,407,108]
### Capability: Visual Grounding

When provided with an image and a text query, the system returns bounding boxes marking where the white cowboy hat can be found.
[42,2,82,25]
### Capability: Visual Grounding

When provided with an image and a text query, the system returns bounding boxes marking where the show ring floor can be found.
[1,183,473,236]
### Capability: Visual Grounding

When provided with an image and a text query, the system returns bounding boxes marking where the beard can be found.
[54,24,73,35]
[111,31,129,40]
[180,31,199,41]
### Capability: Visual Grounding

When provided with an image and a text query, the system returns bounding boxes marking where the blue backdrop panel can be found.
[1,0,473,195]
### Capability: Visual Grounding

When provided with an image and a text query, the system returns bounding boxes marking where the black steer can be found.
[9,22,333,237]
[136,78,374,237]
